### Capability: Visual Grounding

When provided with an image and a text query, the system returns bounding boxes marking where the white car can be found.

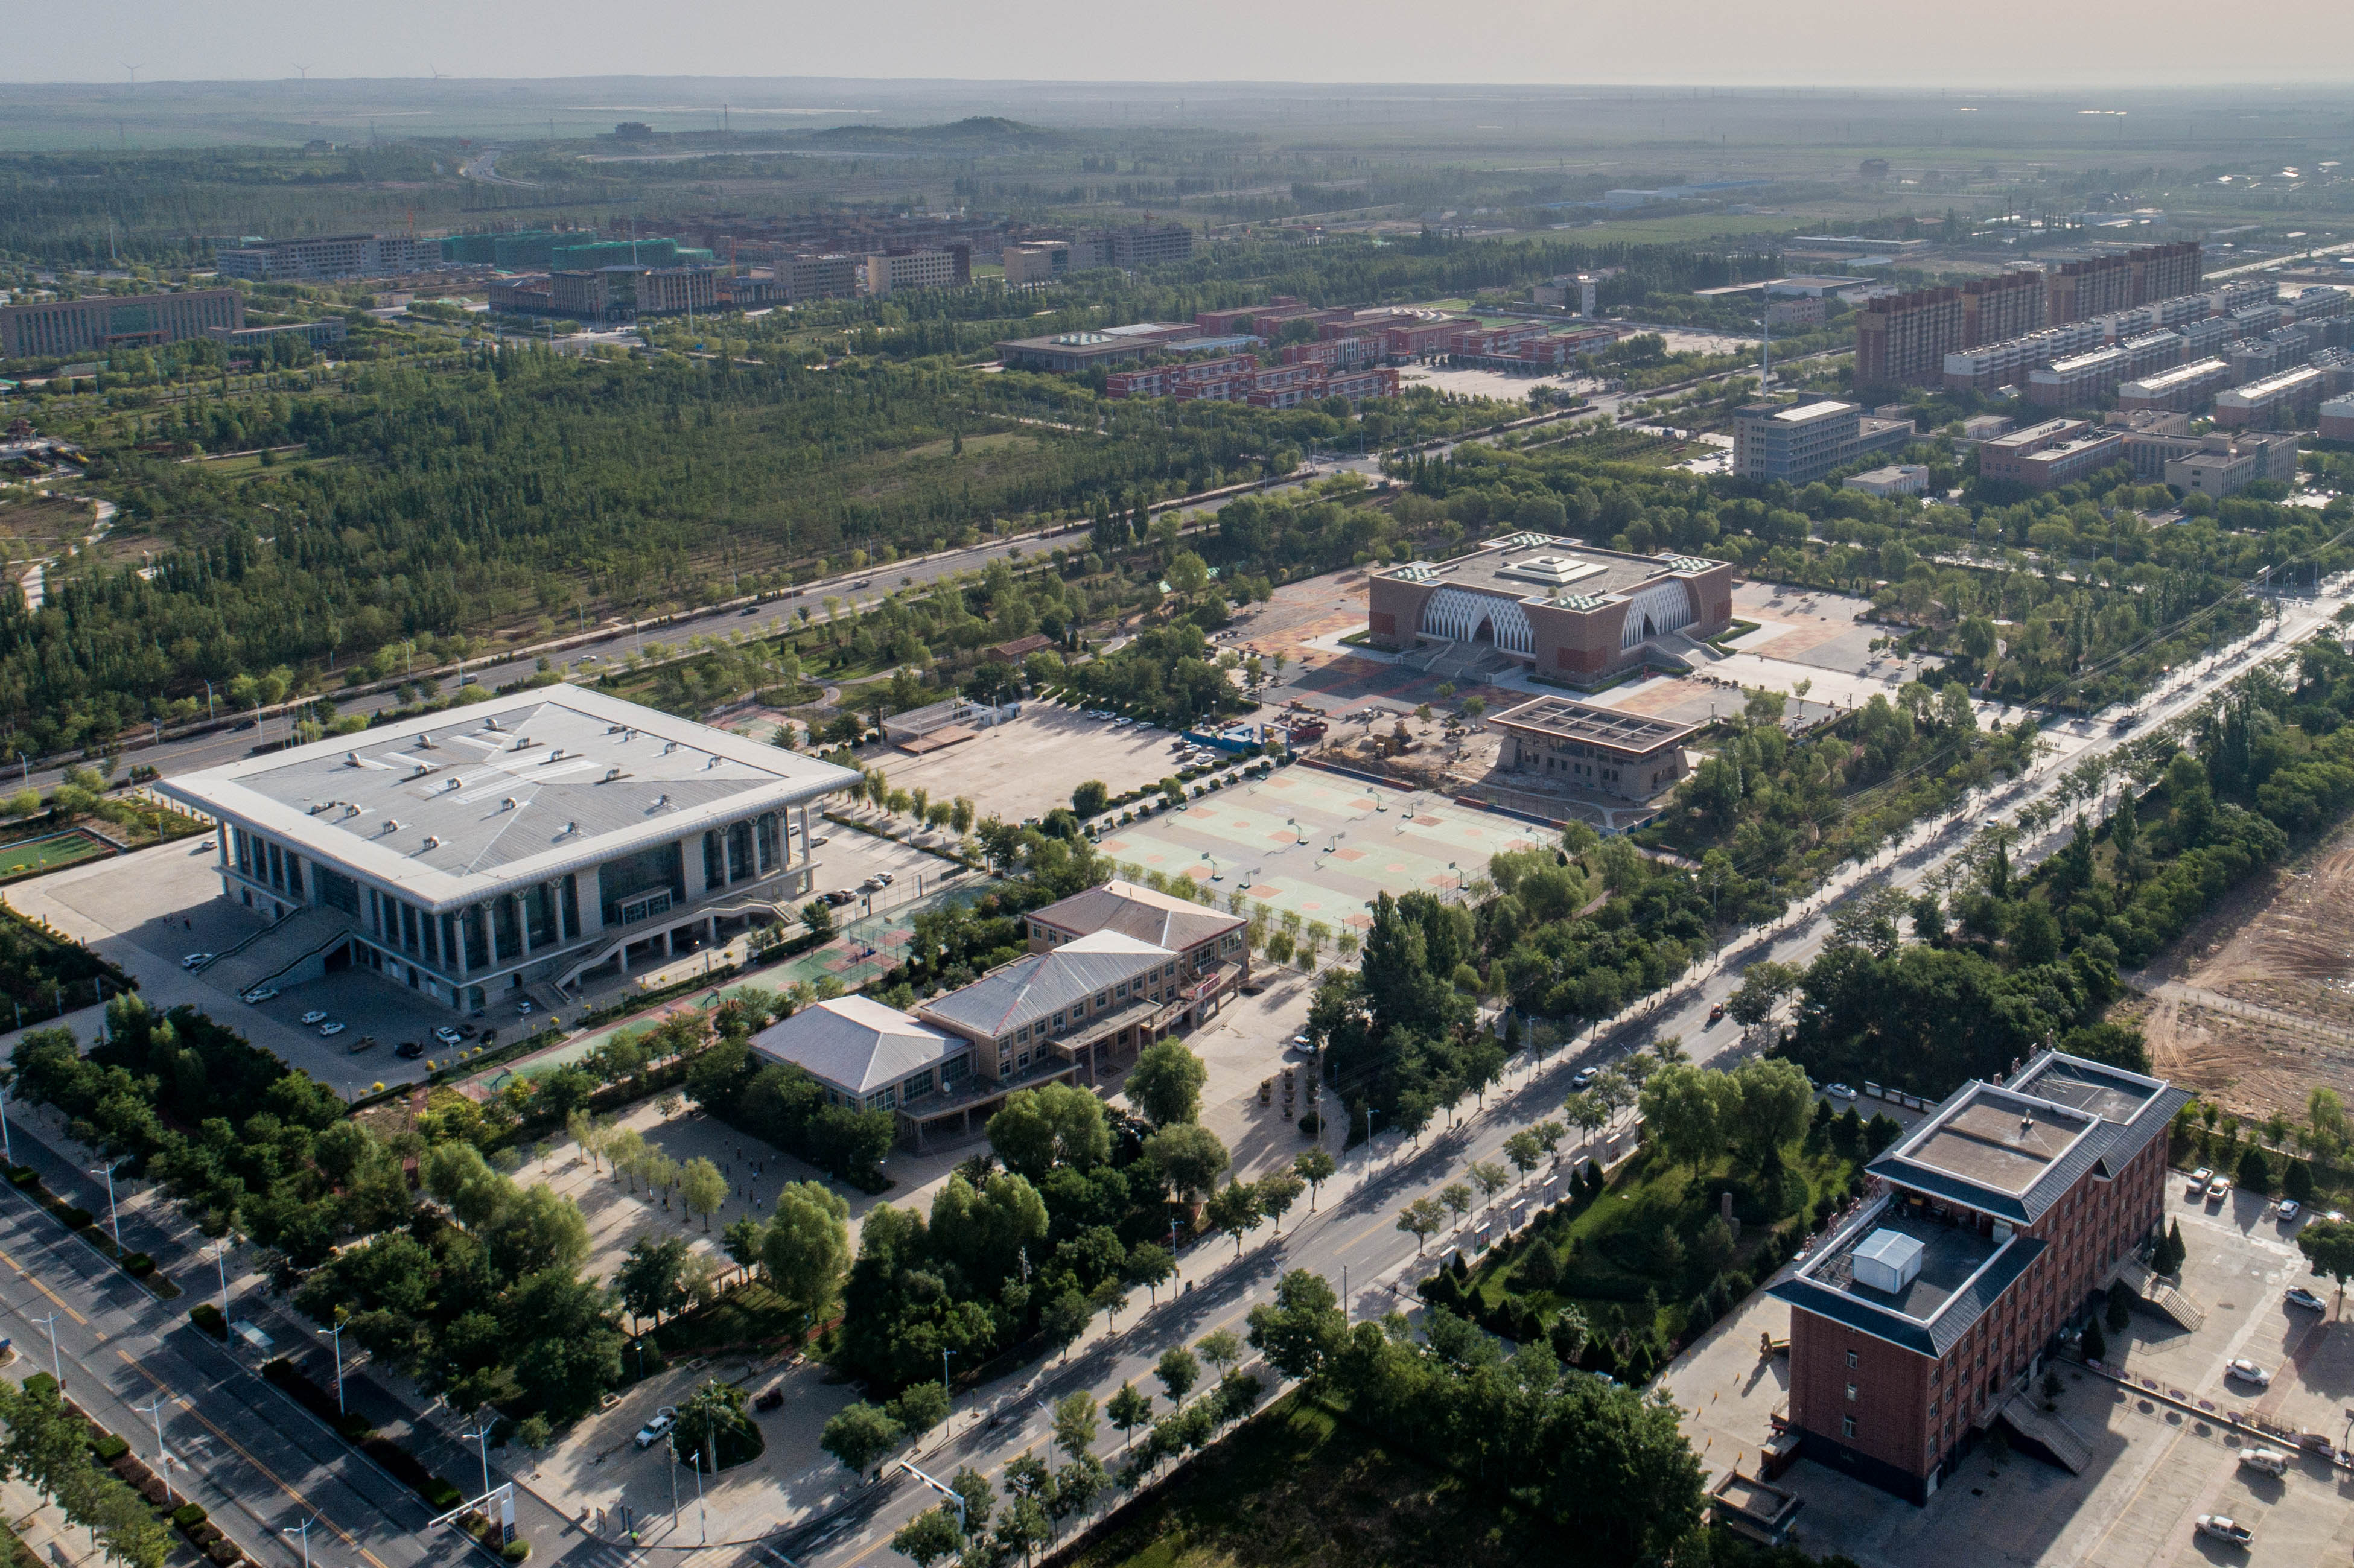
[300,1009,331,1026]
[2224,1358,2270,1386]
[2276,1199,2301,1222]
[434,1026,465,1046]
[317,1021,346,1038]
[1827,1083,1857,1101]
[243,988,279,1005]
[2187,1167,2213,1193]
[516,999,534,1015]
[181,952,215,970]
[2207,1178,2233,1202]
[1573,1067,1598,1088]
[634,1408,677,1449]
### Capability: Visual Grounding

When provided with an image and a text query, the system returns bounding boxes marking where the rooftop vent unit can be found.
[343,804,361,818]
[705,754,721,769]
[416,732,436,749]
[502,797,518,811]
[485,718,501,732]
[344,751,361,766]
[546,749,564,763]
[1850,1229,1926,1294]
[664,741,679,754]
[653,793,670,808]
[564,821,579,836]
[382,819,401,835]
[422,836,441,850]
[444,778,462,792]
[603,767,623,782]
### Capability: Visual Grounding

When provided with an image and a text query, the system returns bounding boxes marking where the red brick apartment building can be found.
[2047,241,2203,325]
[1771,1052,2187,1503]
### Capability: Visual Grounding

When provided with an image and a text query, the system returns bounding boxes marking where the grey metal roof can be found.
[1375,534,1721,606]
[748,996,967,1097]
[157,685,860,912]
[1026,880,1243,953]
[1868,1050,2190,1226]
[920,931,1175,1040]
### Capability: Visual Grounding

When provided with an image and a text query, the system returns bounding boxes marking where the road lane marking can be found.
[118,1350,395,1568]
[0,1245,91,1325]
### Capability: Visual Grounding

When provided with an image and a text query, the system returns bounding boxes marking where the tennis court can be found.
[0,831,106,881]
[1094,764,1559,929]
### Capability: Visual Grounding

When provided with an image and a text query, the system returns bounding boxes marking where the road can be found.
[779,582,2350,1568]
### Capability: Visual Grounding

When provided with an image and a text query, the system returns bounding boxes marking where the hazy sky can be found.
[25,0,2354,87]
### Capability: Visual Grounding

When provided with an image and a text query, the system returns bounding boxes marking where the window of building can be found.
[903,1070,934,1100]
[1842,1417,1856,1439]
[1845,1383,1857,1403]
[1845,1351,1857,1369]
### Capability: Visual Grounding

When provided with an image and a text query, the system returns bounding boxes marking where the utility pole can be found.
[319,1318,348,1413]
[134,1396,176,1504]
[282,1519,313,1568]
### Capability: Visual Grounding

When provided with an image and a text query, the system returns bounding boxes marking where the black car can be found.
[395,1041,425,1059]
[824,889,857,906]
[754,1385,785,1412]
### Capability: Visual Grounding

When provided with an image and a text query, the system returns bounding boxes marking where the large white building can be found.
[158,688,860,1012]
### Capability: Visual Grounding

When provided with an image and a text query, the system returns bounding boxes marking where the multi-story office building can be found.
[1732,399,1915,484]
[215,233,441,281]
[2323,391,2354,443]
[1959,270,2047,348]
[1770,1051,2187,1502]
[2213,365,2333,429]
[544,266,724,323]
[1976,419,2127,490]
[1003,242,1077,285]
[1486,696,1696,801]
[156,688,859,1014]
[1105,222,1195,268]
[2164,431,2302,497]
[779,253,860,302]
[206,319,348,354]
[863,246,971,296]
[1845,463,1932,497]
[1364,533,1735,682]
[0,288,243,359]
[2117,358,2233,415]
[1857,287,1964,388]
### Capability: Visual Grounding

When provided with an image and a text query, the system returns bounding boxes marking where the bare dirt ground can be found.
[2122,812,2354,1119]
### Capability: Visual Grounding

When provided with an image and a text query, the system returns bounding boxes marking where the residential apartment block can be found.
[2323,392,2354,442]
[1771,1052,2187,1502]
[2047,241,2201,324]
[1856,287,1965,389]
[1959,270,2047,348]
[2116,358,2234,415]
[2213,365,2333,429]
[0,288,243,358]
[863,246,971,296]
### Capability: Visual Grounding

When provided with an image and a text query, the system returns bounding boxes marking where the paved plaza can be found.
[1096,764,1554,931]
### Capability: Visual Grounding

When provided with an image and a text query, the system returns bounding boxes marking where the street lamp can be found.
[31,1311,60,1386]
[91,1157,128,1248]
[210,1238,234,1330]
[319,1318,348,1414]
[282,1519,314,1568]
[0,1070,13,1164]
[134,1395,177,1505]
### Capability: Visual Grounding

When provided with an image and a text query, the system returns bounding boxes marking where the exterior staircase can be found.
[202,907,357,998]
[1998,1395,2093,1475]
[2115,1261,2207,1332]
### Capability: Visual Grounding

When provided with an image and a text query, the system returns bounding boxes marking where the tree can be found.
[1206,1178,1264,1256]
[1255,1170,1305,1235]
[1562,1090,1608,1151]
[1155,1347,1200,1404]
[2297,1216,2354,1310]
[1727,962,1800,1032]
[1124,1240,1175,1305]
[1106,1382,1153,1449]
[1197,1327,1244,1379]
[889,1508,964,1567]
[1397,1197,1444,1252]
[1245,1269,1347,1383]
[1293,1147,1336,1211]
[1469,1160,1510,1212]
[2104,1280,2134,1335]
[1127,1040,1209,1126]
[679,1157,728,1231]
[820,1401,905,1478]
[891,1380,951,1438]
[1049,1391,1098,1464]
[1439,1181,1472,1225]
[614,1233,691,1332]
[989,1084,1111,1182]
[1502,1129,1542,1181]
[1141,1122,1229,1203]
[763,1180,852,1327]
[1072,781,1111,819]
[801,900,835,940]
[722,1214,766,1274]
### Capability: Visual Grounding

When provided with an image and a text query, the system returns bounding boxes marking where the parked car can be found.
[859,877,886,892]
[2276,1199,2301,1222]
[435,1026,465,1046]
[824,889,856,906]
[516,998,534,1015]
[2225,1358,2271,1386]
[457,1023,480,1040]
[343,1033,372,1052]
[319,1021,348,1038]
[2194,1515,2253,1547]
[2285,1286,2327,1312]
[2187,1167,2214,1193]
[753,1386,785,1413]
[2238,1447,2290,1477]
[243,987,278,1005]
[1826,1083,1857,1101]
[395,1041,426,1059]
[2207,1178,2234,1202]
[181,952,215,970]
[300,1009,331,1026]
[808,836,830,848]
[875,872,894,885]
[634,1409,677,1449]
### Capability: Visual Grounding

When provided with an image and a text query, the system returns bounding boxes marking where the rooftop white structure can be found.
[159,685,860,1012]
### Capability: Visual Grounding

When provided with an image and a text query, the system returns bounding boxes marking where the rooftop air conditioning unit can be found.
[1851,1229,1926,1294]
[383,819,401,834]
[422,836,441,850]
[604,767,623,782]
[502,797,518,811]
[344,751,360,766]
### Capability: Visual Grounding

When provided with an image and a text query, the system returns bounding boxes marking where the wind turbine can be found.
[122,63,139,95]
[294,65,310,94]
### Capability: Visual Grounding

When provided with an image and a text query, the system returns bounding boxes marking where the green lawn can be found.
[1052,1392,1560,1568]
[1457,1132,1860,1345]
[653,1280,810,1354]
[0,832,104,878]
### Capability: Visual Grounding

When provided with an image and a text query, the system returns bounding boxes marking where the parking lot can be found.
[1660,1161,2354,1568]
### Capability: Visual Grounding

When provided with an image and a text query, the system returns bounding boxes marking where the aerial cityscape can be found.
[2,22,2354,1568]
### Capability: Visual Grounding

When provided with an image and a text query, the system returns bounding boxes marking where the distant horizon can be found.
[7,72,2354,93]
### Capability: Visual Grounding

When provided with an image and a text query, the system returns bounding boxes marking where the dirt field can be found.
[2123,812,2354,1120]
